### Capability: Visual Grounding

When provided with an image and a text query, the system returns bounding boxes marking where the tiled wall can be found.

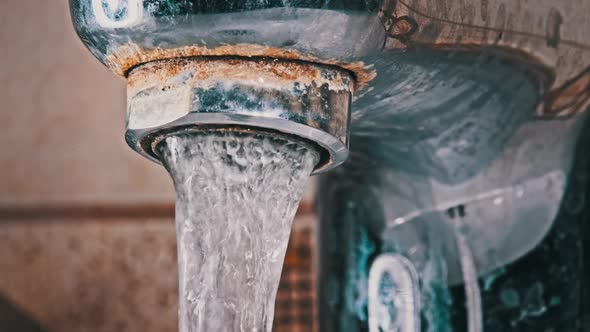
[0,217,317,332]
[0,1,318,331]
[0,219,178,332]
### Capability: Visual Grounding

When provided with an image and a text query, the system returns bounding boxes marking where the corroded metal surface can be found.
[125,57,354,173]
[127,57,353,92]
[70,1,385,82]
[70,0,590,117]
[109,44,376,91]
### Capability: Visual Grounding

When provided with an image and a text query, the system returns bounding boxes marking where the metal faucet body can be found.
[70,1,590,331]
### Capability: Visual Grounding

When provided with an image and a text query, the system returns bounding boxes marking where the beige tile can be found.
[0,219,178,332]
[0,216,316,332]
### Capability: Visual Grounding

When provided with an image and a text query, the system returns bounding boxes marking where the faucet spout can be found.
[124,57,353,173]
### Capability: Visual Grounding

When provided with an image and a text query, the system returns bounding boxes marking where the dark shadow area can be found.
[0,293,50,332]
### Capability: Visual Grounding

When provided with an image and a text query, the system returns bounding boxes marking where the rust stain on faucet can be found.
[106,43,376,91]
[126,57,354,94]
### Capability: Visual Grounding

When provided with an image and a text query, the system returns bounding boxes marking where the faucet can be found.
[70,1,590,331]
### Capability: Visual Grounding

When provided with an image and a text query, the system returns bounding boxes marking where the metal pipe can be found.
[124,57,353,173]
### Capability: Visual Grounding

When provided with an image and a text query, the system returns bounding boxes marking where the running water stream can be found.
[157,130,319,332]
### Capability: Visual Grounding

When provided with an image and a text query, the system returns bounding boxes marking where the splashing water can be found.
[157,130,319,332]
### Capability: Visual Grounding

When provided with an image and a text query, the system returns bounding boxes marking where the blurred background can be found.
[0,1,318,331]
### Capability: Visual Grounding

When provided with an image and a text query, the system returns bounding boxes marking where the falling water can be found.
[157,130,319,332]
